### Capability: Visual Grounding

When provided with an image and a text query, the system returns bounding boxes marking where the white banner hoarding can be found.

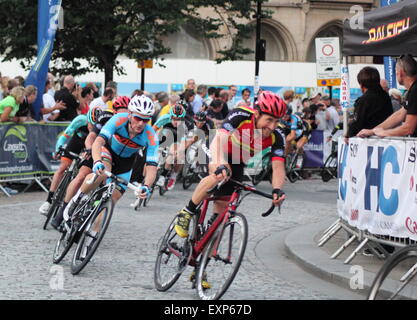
[337,137,417,240]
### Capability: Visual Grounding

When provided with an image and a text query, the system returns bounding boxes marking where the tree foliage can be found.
[0,0,268,83]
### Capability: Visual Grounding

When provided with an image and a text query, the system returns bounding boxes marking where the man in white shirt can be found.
[191,84,207,114]
[89,87,115,110]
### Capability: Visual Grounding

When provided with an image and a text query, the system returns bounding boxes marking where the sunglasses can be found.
[131,114,151,122]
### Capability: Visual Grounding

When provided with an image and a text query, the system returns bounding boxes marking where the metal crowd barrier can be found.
[0,173,52,197]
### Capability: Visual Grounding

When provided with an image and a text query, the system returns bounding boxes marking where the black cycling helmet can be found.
[194,111,207,122]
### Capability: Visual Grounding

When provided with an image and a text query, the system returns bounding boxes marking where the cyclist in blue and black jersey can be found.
[61,95,159,237]
[281,107,312,155]
[39,113,90,216]
[153,101,195,190]
[50,97,130,229]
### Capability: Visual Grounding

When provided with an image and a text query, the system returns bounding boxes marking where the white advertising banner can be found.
[337,137,417,240]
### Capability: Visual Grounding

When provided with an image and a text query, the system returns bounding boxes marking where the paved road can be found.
[0,178,363,300]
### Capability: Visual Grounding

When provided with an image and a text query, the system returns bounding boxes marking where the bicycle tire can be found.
[368,246,417,300]
[321,153,337,182]
[196,212,248,300]
[52,223,78,264]
[154,217,192,292]
[70,198,114,275]
[286,154,299,183]
[182,164,194,190]
[43,170,72,230]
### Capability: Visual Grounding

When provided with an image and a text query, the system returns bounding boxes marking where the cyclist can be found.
[152,101,195,190]
[50,96,130,228]
[62,95,158,255]
[282,107,312,156]
[39,113,89,215]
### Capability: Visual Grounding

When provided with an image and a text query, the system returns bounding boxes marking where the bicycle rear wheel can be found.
[182,164,194,190]
[43,171,72,230]
[196,212,248,300]
[368,246,417,300]
[286,154,299,183]
[154,217,192,291]
[251,154,271,185]
[70,198,114,275]
[321,153,337,182]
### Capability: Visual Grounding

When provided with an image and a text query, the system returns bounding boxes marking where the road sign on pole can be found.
[315,37,341,87]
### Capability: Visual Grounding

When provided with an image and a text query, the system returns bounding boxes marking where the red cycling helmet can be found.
[255,91,287,118]
[113,96,131,111]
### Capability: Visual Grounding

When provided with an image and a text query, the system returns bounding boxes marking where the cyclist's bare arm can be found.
[143,164,157,188]
[84,131,97,150]
[271,160,286,206]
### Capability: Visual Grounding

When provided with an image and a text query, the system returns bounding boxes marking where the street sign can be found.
[137,60,153,69]
[315,37,341,87]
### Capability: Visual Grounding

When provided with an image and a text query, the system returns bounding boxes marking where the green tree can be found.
[0,0,267,84]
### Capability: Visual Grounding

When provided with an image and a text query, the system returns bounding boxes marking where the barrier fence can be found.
[320,136,417,264]
[0,122,68,197]
[0,122,335,196]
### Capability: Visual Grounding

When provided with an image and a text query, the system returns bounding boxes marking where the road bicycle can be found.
[154,178,280,300]
[42,148,88,230]
[285,148,304,183]
[368,245,417,300]
[52,170,140,275]
[182,140,209,190]
[320,140,338,182]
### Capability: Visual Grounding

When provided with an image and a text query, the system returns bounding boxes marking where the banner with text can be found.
[337,136,417,240]
[0,122,67,177]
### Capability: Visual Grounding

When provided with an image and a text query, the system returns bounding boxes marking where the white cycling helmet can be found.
[128,94,155,118]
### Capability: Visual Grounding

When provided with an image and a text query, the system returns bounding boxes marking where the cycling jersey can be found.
[187,118,215,145]
[99,112,159,165]
[220,106,286,164]
[281,114,312,141]
[153,113,194,144]
[55,114,89,152]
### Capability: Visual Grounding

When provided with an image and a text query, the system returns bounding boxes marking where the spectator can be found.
[283,90,295,107]
[207,99,227,128]
[78,87,94,114]
[0,76,9,99]
[191,84,207,114]
[205,86,217,108]
[89,87,115,110]
[7,78,18,93]
[235,88,252,108]
[41,79,66,122]
[315,101,328,130]
[106,80,118,96]
[358,54,417,138]
[131,89,143,98]
[54,75,80,121]
[218,89,230,119]
[306,104,318,130]
[181,89,196,117]
[380,79,390,93]
[301,98,310,109]
[322,96,339,131]
[47,73,56,97]
[227,85,238,111]
[14,76,25,86]
[186,78,196,91]
[153,91,170,122]
[0,86,25,122]
[15,85,38,121]
[347,66,393,137]
[85,82,99,99]
[310,90,321,104]
[389,88,403,113]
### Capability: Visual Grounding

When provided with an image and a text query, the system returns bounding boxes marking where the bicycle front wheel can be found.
[154,217,192,291]
[196,212,248,300]
[321,153,337,182]
[368,246,417,300]
[70,198,114,275]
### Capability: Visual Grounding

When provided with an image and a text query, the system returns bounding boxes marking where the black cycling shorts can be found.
[62,135,85,160]
[213,162,245,197]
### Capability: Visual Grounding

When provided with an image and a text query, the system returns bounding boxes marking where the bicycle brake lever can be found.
[261,203,275,217]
